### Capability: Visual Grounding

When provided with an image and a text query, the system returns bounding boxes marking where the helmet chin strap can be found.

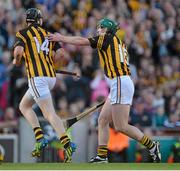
[26,19,42,26]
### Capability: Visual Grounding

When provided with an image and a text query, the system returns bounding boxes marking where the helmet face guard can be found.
[26,8,42,23]
[97,18,118,34]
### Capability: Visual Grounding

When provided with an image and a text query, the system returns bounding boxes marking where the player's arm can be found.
[13,32,25,66]
[53,48,65,63]
[52,42,65,64]
[52,42,65,63]
[48,33,109,50]
[13,46,24,66]
[48,33,90,46]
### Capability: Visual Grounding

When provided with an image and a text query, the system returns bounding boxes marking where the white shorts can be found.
[27,77,56,101]
[108,76,134,105]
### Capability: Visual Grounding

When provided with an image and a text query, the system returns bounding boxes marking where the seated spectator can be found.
[153,106,168,127]
[153,89,165,109]
[164,114,180,128]
[0,107,18,133]
[167,30,180,56]
[130,98,152,127]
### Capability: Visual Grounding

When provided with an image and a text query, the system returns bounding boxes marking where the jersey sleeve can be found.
[52,42,62,51]
[88,36,99,49]
[88,34,111,50]
[14,31,26,48]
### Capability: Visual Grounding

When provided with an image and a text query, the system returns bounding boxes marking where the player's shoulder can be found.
[106,33,114,39]
[46,29,51,35]
[98,33,113,43]
[16,27,28,37]
[37,25,49,35]
[102,33,113,44]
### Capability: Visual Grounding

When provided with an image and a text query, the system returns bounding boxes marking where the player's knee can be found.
[19,99,32,114]
[115,124,127,133]
[19,101,25,113]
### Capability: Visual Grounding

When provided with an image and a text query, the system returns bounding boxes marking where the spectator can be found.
[90,69,109,103]
[64,64,90,104]
[56,96,69,119]
[0,107,18,133]
[130,98,152,127]
[153,106,168,127]
[168,137,180,163]
[164,114,180,128]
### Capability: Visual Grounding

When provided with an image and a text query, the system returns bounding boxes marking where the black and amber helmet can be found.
[26,8,42,23]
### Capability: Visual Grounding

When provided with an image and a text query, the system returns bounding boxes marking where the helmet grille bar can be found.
[26,8,42,23]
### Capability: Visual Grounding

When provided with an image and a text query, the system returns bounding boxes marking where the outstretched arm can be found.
[48,33,90,46]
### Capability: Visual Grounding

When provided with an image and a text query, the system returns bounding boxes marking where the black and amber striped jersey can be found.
[14,23,61,79]
[88,33,131,79]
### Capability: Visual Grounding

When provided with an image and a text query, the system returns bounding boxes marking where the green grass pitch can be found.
[0,163,180,170]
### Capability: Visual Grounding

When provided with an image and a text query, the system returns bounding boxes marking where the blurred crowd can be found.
[0,0,179,134]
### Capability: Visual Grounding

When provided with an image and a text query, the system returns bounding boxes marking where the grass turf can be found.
[0,163,180,170]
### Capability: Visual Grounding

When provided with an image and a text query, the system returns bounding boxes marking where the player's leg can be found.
[36,96,76,162]
[19,90,48,157]
[111,76,161,162]
[112,104,161,162]
[32,77,76,162]
[19,90,40,128]
[89,98,112,163]
[112,104,144,140]
[36,96,66,136]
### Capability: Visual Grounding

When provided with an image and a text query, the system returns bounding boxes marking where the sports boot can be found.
[31,138,48,157]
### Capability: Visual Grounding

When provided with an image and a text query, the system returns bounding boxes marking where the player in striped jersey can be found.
[48,18,161,163]
[13,8,76,162]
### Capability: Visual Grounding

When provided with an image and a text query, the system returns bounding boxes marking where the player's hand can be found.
[74,73,80,81]
[75,73,80,79]
[12,59,16,65]
[47,33,62,42]
[12,58,21,66]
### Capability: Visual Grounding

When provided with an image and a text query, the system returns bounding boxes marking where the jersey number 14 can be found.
[34,37,49,55]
